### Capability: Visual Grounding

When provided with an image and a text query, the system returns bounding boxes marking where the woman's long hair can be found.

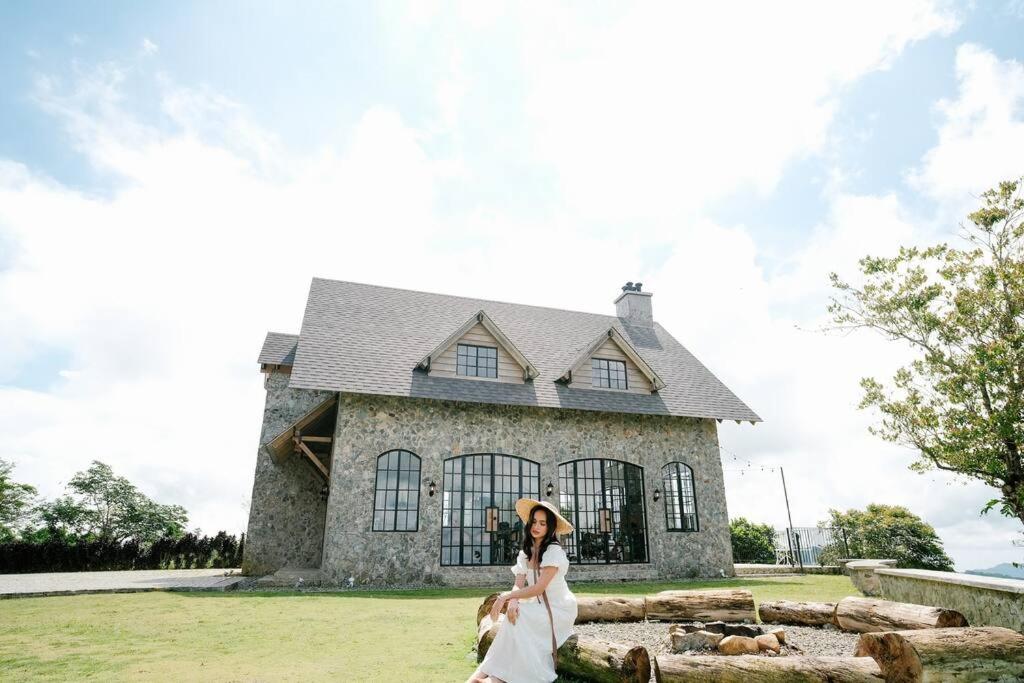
[521,504,560,563]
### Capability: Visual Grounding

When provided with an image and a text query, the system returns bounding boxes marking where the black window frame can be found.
[440,452,540,566]
[371,449,422,532]
[457,343,499,378]
[557,458,650,564]
[662,461,699,532]
[591,357,628,390]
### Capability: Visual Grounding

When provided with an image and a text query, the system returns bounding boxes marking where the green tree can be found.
[820,504,953,570]
[37,461,188,543]
[730,517,777,564]
[829,179,1024,526]
[0,459,37,541]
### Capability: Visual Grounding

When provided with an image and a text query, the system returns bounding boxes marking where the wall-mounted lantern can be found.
[485,506,499,533]
[428,480,437,497]
[546,481,554,497]
[653,488,661,503]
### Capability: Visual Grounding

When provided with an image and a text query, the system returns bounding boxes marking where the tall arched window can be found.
[558,459,648,564]
[372,449,421,531]
[440,453,540,566]
[662,462,698,532]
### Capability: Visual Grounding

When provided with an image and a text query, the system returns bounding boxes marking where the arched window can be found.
[558,459,648,564]
[662,462,698,532]
[440,453,540,566]
[372,449,421,531]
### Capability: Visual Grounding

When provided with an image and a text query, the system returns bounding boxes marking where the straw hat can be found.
[515,497,574,535]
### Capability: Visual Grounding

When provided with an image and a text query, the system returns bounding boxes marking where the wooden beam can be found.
[296,440,329,480]
[300,436,333,443]
[265,396,338,463]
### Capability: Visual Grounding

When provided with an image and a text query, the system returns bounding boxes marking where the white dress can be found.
[478,543,578,683]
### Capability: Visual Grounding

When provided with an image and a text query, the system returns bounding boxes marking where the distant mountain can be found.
[966,563,1024,580]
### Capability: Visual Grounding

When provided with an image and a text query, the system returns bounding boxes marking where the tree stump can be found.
[577,596,647,623]
[833,596,968,633]
[653,654,884,682]
[758,600,837,626]
[558,635,651,683]
[854,626,1024,682]
[646,589,756,622]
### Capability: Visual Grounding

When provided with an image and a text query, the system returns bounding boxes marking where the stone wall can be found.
[241,372,335,575]
[319,392,734,587]
[846,559,897,596]
[876,567,1024,633]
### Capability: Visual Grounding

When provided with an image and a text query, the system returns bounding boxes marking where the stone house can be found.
[243,278,760,586]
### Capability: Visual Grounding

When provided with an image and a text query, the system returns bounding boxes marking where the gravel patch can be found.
[574,621,860,658]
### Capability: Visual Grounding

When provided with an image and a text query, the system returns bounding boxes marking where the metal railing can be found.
[774,527,851,571]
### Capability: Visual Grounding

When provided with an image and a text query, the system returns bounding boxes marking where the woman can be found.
[468,498,578,683]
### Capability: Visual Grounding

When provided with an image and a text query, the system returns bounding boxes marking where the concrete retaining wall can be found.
[876,567,1024,633]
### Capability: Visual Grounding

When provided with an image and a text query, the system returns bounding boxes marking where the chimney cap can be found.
[621,281,643,293]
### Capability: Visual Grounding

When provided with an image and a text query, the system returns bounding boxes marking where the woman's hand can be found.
[505,598,520,625]
[489,593,509,622]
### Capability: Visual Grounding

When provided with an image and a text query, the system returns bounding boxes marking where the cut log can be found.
[475,615,500,662]
[478,617,649,682]
[854,626,1024,683]
[833,596,968,633]
[576,596,646,623]
[558,635,651,683]
[646,589,756,622]
[758,600,836,626]
[653,654,885,682]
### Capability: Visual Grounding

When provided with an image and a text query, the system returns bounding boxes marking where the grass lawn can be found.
[0,575,859,681]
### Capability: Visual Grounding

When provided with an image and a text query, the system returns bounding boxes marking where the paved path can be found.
[0,568,244,598]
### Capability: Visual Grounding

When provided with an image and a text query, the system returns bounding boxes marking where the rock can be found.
[702,621,726,634]
[724,623,763,638]
[755,633,781,653]
[768,627,786,645]
[671,630,724,652]
[668,623,705,634]
[718,635,760,655]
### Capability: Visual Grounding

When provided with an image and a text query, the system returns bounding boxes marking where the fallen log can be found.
[558,635,651,683]
[833,596,968,633]
[646,589,756,623]
[854,626,1024,683]
[478,618,650,682]
[758,600,836,626]
[577,596,646,623]
[653,654,884,682]
[475,614,500,661]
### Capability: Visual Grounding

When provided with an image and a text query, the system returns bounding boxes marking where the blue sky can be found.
[2,2,1024,570]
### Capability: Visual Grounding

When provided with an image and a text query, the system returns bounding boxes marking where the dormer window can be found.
[457,344,498,378]
[592,358,627,390]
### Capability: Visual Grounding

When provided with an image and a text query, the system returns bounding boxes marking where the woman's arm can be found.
[500,566,558,601]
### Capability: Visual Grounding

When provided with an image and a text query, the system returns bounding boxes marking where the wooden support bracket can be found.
[295,439,329,480]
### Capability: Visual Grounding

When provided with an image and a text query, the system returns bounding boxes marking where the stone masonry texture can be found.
[246,384,735,586]
[242,372,334,575]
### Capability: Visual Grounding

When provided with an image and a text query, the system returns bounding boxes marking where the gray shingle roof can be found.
[284,278,761,422]
[258,332,298,366]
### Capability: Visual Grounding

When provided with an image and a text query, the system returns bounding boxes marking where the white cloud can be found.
[515,2,958,222]
[910,43,1024,208]
[141,38,159,56]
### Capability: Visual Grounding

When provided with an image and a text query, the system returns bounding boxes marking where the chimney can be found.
[614,282,653,326]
